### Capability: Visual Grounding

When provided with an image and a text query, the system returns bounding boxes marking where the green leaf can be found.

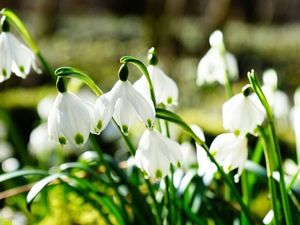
[0,170,48,183]
[26,173,64,210]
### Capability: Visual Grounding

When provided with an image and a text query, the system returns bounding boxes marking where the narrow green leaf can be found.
[26,173,63,210]
[0,170,48,183]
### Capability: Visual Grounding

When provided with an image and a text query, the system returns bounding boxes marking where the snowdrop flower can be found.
[190,125,217,185]
[223,87,265,136]
[135,129,182,179]
[0,18,40,82]
[105,64,156,134]
[291,87,300,162]
[254,69,290,119]
[134,48,179,106]
[29,123,56,159]
[48,91,92,146]
[210,133,248,182]
[196,30,238,86]
[180,142,197,170]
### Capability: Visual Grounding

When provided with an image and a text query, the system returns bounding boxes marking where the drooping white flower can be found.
[48,91,92,146]
[190,125,217,185]
[210,133,248,182]
[251,69,290,119]
[134,65,179,106]
[223,92,265,136]
[180,142,197,170]
[108,80,156,134]
[90,93,114,135]
[135,129,182,179]
[196,30,238,86]
[0,32,40,82]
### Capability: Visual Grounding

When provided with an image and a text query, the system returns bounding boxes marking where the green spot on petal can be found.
[122,125,129,136]
[59,136,67,145]
[211,149,217,157]
[176,161,181,168]
[167,96,173,105]
[74,133,84,145]
[2,69,7,76]
[146,119,153,128]
[155,169,163,179]
[19,65,25,73]
[234,129,240,136]
[94,120,102,133]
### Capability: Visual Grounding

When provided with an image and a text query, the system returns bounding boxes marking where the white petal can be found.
[113,97,138,134]
[48,92,91,146]
[147,65,179,106]
[0,33,12,81]
[133,76,151,102]
[223,93,265,135]
[93,93,114,134]
[125,81,156,126]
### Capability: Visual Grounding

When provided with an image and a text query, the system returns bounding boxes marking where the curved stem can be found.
[55,67,103,96]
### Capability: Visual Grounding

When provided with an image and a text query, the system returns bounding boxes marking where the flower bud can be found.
[147,47,158,65]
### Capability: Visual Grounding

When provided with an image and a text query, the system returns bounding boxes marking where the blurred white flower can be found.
[180,142,197,170]
[196,30,238,86]
[210,133,248,182]
[223,93,265,136]
[108,80,155,135]
[251,69,290,119]
[48,91,92,146]
[291,87,300,162]
[37,95,56,120]
[0,141,13,162]
[190,125,217,185]
[134,65,179,106]
[0,207,27,225]
[0,31,41,82]
[135,129,182,179]
[2,157,20,172]
[29,123,56,159]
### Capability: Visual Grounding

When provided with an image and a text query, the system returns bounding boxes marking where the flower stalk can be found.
[248,70,293,225]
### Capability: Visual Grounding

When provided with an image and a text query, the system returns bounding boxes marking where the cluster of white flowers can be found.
[47,50,181,179]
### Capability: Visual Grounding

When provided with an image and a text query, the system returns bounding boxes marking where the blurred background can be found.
[1,0,300,224]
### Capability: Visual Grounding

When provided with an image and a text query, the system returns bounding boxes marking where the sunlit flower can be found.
[0,31,40,82]
[251,69,290,119]
[48,91,91,146]
[135,129,182,179]
[196,30,238,86]
[210,133,248,182]
[134,65,179,106]
[108,80,156,134]
[223,92,265,136]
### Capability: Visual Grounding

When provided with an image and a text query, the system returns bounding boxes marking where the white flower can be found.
[135,129,182,179]
[90,93,114,134]
[134,65,179,106]
[48,91,92,146]
[210,133,248,182]
[196,30,238,86]
[180,142,197,170]
[223,93,265,136]
[252,69,290,119]
[0,32,40,82]
[189,125,217,185]
[108,80,156,134]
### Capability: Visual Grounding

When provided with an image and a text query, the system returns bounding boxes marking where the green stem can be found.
[55,67,103,96]
[248,71,293,225]
[287,165,300,192]
[241,172,250,225]
[155,108,254,224]
[257,126,280,225]
[36,52,55,80]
